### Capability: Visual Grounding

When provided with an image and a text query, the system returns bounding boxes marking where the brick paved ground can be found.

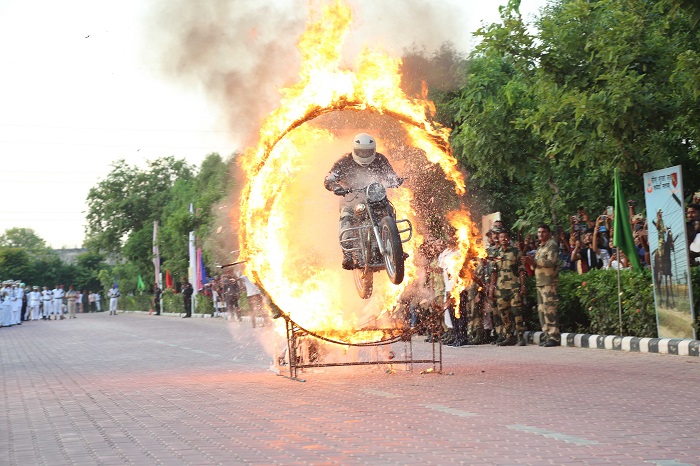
[2,313,699,465]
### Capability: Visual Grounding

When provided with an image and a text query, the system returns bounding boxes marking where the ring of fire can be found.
[237,1,483,343]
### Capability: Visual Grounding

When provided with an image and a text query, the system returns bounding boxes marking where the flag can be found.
[613,168,643,271]
[165,270,173,289]
[152,221,161,289]
[196,248,208,290]
[137,274,146,291]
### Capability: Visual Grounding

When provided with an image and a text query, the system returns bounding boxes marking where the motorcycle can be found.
[337,181,413,299]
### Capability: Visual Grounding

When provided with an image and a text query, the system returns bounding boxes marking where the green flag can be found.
[137,274,146,291]
[613,169,642,271]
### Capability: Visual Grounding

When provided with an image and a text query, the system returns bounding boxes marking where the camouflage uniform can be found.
[492,244,526,343]
[465,259,485,343]
[483,244,499,334]
[534,237,560,343]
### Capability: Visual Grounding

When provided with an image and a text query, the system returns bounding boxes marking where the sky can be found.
[0,0,548,249]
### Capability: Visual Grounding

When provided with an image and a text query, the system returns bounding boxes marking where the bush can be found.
[573,269,656,337]
[195,294,214,315]
[159,289,214,315]
[162,288,183,314]
[522,268,659,338]
[119,294,153,312]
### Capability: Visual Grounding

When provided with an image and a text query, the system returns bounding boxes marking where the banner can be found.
[188,204,197,297]
[165,270,173,290]
[481,212,502,246]
[152,221,161,289]
[643,165,696,339]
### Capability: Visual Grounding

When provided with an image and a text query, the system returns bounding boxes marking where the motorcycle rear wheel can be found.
[380,216,404,285]
[353,267,373,299]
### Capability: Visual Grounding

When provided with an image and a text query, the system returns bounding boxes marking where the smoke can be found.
[143,0,472,148]
[143,0,471,357]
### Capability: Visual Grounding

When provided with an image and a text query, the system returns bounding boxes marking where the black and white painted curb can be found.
[524,330,700,357]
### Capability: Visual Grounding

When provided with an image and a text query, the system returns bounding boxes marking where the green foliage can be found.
[73,251,108,292]
[443,0,700,230]
[0,248,32,281]
[119,294,153,312]
[195,294,214,315]
[162,288,183,314]
[573,268,657,337]
[0,228,52,258]
[85,157,194,256]
[523,268,658,337]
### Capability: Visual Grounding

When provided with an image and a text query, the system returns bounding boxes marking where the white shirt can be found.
[437,247,459,298]
[239,276,261,297]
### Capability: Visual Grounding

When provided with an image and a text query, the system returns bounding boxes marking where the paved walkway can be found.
[2,312,699,465]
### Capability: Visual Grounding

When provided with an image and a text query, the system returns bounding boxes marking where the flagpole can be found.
[616,257,622,335]
[188,203,197,313]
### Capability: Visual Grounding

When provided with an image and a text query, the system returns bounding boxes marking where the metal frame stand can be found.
[278,313,442,381]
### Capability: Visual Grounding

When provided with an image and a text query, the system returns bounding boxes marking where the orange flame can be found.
[238,0,484,340]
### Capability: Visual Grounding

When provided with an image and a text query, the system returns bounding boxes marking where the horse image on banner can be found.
[643,165,696,339]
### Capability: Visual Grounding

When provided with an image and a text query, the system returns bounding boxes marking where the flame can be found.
[238,0,484,341]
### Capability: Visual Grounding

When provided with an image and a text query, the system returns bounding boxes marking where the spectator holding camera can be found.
[557,229,574,272]
[592,213,612,269]
[571,231,599,273]
[631,214,650,267]
[686,203,700,247]
[687,201,700,266]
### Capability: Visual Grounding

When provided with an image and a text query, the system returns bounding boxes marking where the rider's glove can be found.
[386,177,404,189]
[333,187,349,196]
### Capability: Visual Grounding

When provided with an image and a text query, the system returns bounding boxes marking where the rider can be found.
[324,133,402,270]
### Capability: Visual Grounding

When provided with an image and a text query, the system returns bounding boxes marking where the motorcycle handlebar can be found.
[338,178,406,196]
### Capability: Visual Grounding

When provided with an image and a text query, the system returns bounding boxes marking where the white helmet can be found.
[352,133,377,166]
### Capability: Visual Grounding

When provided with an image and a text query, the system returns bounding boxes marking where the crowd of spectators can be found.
[403,192,700,347]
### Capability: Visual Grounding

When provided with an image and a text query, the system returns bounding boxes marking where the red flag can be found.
[165,270,173,289]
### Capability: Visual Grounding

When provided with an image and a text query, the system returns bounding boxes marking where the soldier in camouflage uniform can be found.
[490,228,527,346]
[464,257,486,344]
[525,223,560,347]
[482,230,499,343]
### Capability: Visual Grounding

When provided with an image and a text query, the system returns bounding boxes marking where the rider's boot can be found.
[342,252,354,270]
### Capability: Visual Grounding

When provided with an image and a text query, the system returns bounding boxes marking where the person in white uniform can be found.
[28,286,41,320]
[1,281,12,327]
[108,285,120,315]
[12,281,24,325]
[52,285,65,320]
[41,286,52,320]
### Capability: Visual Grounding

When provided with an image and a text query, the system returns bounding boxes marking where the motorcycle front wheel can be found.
[380,216,404,285]
[353,267,373,299]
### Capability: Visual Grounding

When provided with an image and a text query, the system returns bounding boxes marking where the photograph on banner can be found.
[643,165,696,339]
[481,212,501,247]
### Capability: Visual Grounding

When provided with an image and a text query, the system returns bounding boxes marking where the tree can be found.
[446,0,700,230]
[0,228,53,259]
[85,157,194,255]
[73,251,109,292]
[0,248,33,282]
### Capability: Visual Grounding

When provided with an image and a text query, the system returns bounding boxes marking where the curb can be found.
[118,311,700,357]
[523,330,700,357]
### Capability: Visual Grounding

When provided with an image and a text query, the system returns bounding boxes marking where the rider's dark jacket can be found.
[324,153,399,202]
[324,152,400,217]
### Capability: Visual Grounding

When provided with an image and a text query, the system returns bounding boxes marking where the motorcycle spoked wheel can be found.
[380,216,404,285]
[352,267,374,299]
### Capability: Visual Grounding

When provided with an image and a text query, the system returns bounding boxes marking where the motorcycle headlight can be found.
[366,183,386,203]
[354,203,367,214]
